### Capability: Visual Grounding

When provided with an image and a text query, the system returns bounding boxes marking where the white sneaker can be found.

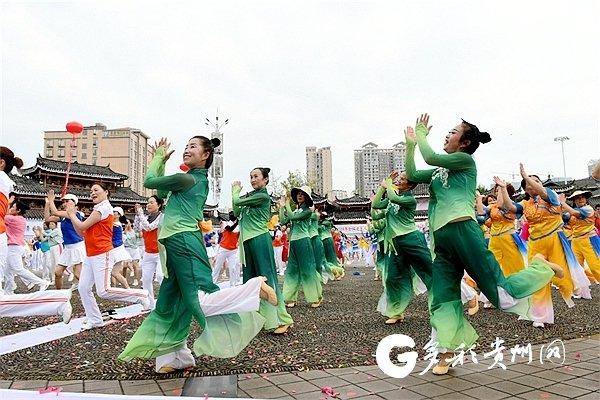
[68,273,74,282]
[27,282,36,290]
[140,297,151,311]
[61,302,73,324]
[132,279,139,286]
[533,322,545,328]
[39,281,51,291]
[80,320,104,331]
[129,270,135,277]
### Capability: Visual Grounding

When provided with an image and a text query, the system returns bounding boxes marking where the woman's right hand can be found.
[493,176,507,188]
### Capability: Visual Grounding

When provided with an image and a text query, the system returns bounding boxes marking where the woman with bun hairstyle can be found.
[135,195,165,308]
[119,137,278,373]
[405,115,562,375]
[232,167,294,334]
[0,146,73,323]
[279,186,323,308]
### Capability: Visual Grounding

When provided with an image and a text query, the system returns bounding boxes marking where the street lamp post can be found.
[553,136,569,184]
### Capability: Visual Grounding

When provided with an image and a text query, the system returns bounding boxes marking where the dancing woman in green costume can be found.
[280,186,323,308]
[319,214,345,280]
[311,210,335,283]
[372,171,433,325]
[119,137,278,373]
[232,167,294,335]
[405,114,563,375]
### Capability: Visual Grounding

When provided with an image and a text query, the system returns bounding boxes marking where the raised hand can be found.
[134,203,142,213]
[156,137,175,161]
[415,113,433,134]
[519,163,528,180]
[493,176,507,188]
[405,126,416,144]
[64,201,76,215]
[232,181,242,191]
[47,189,56,203]
[380,178,388,189]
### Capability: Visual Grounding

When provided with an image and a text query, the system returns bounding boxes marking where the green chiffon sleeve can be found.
[415,123,474,171]
[386,185,417,208]
[371,186,389,209]
[405,142,435,183]
[144,148,195,198]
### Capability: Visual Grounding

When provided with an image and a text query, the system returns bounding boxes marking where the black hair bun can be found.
[211,138,221,148]
[264,167,271,174]
[478,131,492,144]
[14,157,24,169]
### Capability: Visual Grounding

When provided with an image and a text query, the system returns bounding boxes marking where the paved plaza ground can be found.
[1,263,598,398]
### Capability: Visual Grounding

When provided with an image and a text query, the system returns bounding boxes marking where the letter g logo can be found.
[376,334,418,378]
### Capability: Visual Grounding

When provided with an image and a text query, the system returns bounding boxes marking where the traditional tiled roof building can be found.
[11,155,147,220]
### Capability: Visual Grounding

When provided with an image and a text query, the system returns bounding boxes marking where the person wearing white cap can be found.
[45,190,86,289]
[560,190,600,284]
[110,206,132,289]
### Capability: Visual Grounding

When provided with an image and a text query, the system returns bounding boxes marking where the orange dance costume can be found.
[567,204,600,284]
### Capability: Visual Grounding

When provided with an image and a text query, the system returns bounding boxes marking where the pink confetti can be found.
[203,394,209,400]
[38,386,63,396]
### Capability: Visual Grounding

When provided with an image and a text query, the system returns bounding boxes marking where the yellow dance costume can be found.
[568,205,600,284]
[487,204,527,277]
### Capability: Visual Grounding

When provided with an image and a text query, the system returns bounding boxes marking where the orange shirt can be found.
[84,200,114,256]
[142,229,159,253]
[520,189,563,240]
[0,171,15,235]
[489,204,518,236]
[220,229,239,251]
[569,205,596,238]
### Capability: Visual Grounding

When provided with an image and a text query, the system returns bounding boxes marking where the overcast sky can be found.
[1,0,598,207]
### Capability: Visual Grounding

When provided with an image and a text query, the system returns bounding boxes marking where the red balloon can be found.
[66,121,83,135]
[180,163,190,172]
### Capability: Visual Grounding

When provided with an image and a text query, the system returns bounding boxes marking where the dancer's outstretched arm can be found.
[414,123,474,171]
[144,145,194,199]
[404,126,436,183]
[371,182,389,209]
[386,180,417,208]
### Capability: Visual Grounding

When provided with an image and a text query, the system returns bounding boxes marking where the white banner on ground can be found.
[0,389,250,400]
[0,304,145,355]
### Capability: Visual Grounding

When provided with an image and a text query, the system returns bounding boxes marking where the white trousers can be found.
[156,276,263,372]
[44,246,61,282]
[273,246,285,275]
[211,248,240,286]
[4,245,46,294]
[80,252,149,325]
[0,233,7,287]
[0,289,71,317]
[141,252,163,308]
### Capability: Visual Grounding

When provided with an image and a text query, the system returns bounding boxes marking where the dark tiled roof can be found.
[333,210,369,222]
[312,193,327,204]
[335,194,371,205]
[22,156,127,180]
[11,175,146,203]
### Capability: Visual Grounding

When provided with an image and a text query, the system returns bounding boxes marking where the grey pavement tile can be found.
[577,393,600,400]
[461,372,503,386]
[245,385,288,399]
[383,375,427,388]
[487,381,533,396]
[122,382,162,395]
[444,365,481,377]
[355,379,399,393]
[120,379,157,387]
[278,380,320,395]
[507,362,545,374]
[308,375,351,390]
[515,391,570,400]
[555,365,596,377]
[10,380,48,390]
[84,380,122,390]
[532,369,580,382]
[379,388,425,399]
[431,393,479,400]
[156,378,186,391]
[363,367,395,380]
[574,361,600,371]
[239,377,274,391]
[564,377,600,392]
[335,384,371,398]
[481,368,524,380]
[87,387,124,395]
[47,380,82,386]
[239,373,261,380]
[296,369,331,380]
[511,375,556,389]
[340,371,380,384]
[325,367,357,376]
[0,381,12,389]
[56,383,85,393]
[542,382,592,398]
[406,382,453,397]
[263,373,303,385]
[583,370,599,381]
[461,386,510,400]
[351,396,383,400]
[353,365,380,372]
[292,389,329,400]
[433,377,479,391]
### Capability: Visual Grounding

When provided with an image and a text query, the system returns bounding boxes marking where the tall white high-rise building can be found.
[354,142,406,197]
[306,146,333,196]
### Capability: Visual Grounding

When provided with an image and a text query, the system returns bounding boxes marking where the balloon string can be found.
[61,137,76,197]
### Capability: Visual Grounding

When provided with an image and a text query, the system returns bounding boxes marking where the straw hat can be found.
[291,185,314,207]
[567,190,592,200]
